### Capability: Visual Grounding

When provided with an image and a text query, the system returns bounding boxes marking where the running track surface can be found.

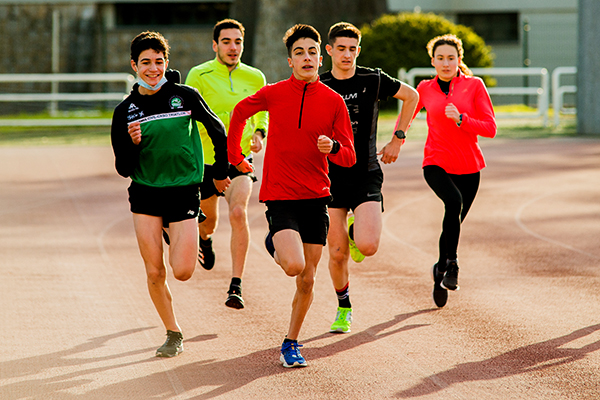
[1,137,599,399]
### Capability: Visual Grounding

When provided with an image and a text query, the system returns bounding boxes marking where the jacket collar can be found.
[287,73,320,94]
[210,57,240,74]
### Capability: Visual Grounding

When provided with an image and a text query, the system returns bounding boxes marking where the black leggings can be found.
[423,165,480,264]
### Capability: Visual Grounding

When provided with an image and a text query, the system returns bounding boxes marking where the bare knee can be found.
[329,246,349,266]
[358,240,379,257]
[297,274,315,294]
[282,260,305,277]
[200,218,217,236]
[172,266,194,281]
[229,204,247,227]
[147,266,167,285]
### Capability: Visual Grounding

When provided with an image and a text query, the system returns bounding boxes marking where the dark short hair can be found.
[130,31,170,63]
[328,22,361,45]
[282,24,321,57]
[213,18,245,43]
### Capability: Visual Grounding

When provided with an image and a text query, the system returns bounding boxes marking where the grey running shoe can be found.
[156,330,183,357]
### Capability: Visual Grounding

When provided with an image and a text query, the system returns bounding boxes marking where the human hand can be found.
[213,177,231,193]
[235,159,254,173]
[127,121,142,145]
[445,103,461,124]
[250,133,263,153]
[377,137,404,164]
[317,135,333,154]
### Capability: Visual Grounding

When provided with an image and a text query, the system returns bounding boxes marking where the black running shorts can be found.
[264,197,331,246]
[128,181,200,224]
[329,168,384,211]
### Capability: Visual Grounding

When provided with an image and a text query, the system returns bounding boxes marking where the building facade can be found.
[0,0,578,112]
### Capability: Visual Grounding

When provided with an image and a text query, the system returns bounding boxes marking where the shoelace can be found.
[166,332,182,346]
[283,342,303,357]
[337,309,350,321]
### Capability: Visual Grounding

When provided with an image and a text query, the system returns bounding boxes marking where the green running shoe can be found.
[329,307,353,333]
[348,216,365,263]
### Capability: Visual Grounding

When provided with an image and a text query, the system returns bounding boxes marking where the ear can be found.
[288,57,293,68]
[430,58,435,67]
[325,44,333,56]
[130,59,137,73]
[319,55,323,67]
[212,40,218,53]
[356,45,361,57]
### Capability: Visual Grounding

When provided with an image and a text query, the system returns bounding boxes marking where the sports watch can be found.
[394,129,406,139]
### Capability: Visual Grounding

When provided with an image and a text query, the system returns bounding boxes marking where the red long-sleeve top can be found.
[413,72,496,174]
[228,75,356,202]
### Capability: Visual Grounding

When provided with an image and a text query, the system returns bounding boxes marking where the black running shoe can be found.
[432,263,448,307]
[225,284,245,309]
[199,237,215,270]
[264,231,275,258]
[156,330,183,357]
[441,259,460,291]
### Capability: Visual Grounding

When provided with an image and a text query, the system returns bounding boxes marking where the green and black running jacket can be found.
[111,81,228,187]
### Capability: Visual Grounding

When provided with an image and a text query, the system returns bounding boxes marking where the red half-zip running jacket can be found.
[413,72,496,175]
[228,74,356,202]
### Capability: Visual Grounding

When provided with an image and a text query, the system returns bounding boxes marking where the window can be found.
[457,13,519,43]
[116,2,230,27]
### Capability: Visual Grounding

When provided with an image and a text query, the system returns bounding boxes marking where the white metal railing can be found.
[0,73,135,127]
[551,66,577,127]
[399,67,550,126]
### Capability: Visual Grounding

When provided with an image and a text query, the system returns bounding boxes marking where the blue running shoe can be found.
[265,231,275,258]
[280,341,307,368]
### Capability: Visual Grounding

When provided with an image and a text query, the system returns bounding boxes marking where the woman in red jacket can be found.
[408,34,496,307]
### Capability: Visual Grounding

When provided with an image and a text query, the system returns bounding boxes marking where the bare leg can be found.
[287,243,322,340]
[133,214,180,332]
[224,175,252,279]
[353,201,382,257]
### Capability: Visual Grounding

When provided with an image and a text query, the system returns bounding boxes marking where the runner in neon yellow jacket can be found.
[186,57,267,164]
[184,19,268,310]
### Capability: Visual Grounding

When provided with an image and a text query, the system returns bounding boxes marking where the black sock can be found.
[230,277,242,287]
[336,282,351,308]
[283,338,297,344]
[200,237,212,247]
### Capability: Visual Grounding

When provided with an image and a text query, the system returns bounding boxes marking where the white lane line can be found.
[515,189,600,260]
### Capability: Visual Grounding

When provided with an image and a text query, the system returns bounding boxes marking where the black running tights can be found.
[423,165,480,264]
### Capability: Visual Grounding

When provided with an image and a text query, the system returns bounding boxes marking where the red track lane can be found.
[1,137,599,399]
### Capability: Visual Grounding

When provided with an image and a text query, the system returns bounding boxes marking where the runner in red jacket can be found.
[228,24,355,368]
[405,34,496,308]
